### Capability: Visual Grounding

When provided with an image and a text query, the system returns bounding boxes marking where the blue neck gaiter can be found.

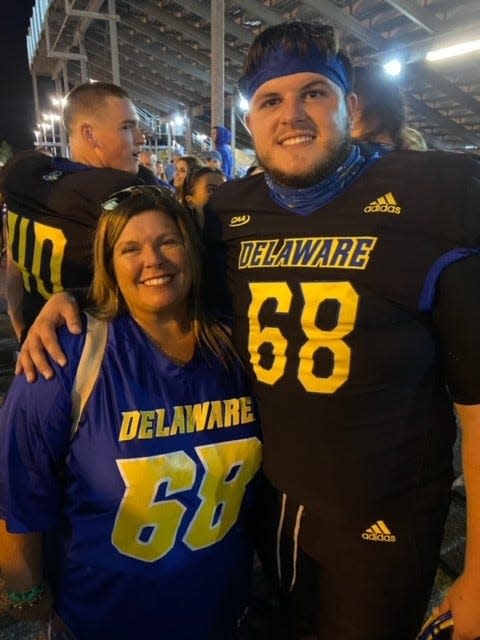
[264,145,381,215]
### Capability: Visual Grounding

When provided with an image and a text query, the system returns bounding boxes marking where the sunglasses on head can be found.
[102,185,176,211]
[417,611,453,640]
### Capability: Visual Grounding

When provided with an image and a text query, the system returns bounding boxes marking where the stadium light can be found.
[383,59,402,76]
[239,96,249,111]
[426,38,480,61]
[51,96,66,108]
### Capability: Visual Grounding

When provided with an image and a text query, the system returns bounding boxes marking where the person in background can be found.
[183,166,226,228]
[173,155,204,203]
[138,150,172,189]
[204,150,223,171]
[165,150,182,184]
[0,185,261,640]
[351,63,426,150]
[138,150,157,173]
[0,81,152,342]
[211,126,233,178]
[156,159,167,182]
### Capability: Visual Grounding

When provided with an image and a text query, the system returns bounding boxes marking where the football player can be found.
[0,82,150,342]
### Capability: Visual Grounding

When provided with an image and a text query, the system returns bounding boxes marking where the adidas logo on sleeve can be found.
[364,192,401,214]
[361,520,396,542]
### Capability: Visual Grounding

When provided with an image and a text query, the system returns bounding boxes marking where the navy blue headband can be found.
[238,46,352,100]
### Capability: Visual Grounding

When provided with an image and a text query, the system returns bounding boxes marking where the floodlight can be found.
[383,59,402,76]
[426,39,480,61]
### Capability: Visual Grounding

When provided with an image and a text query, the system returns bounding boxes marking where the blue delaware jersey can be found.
[0,314,262,640]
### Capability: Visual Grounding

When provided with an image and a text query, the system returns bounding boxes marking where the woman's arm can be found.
[0,520,52,621]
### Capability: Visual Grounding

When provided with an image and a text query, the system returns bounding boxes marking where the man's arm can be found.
[438,403,480,640]
[16,291,81,382]
[4,215,25,341]
[5,248,26,342]
[431,251,480,640]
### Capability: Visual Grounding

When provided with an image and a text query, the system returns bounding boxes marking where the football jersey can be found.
[0,152,152,329]
[204,149,480,524]
[0,314,262,640]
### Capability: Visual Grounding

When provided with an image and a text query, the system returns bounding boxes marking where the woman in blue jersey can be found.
[0,185,262,640]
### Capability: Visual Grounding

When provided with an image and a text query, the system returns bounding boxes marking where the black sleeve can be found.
[69,287,92,309]
[203,203,233,322]
[433,252,480,404]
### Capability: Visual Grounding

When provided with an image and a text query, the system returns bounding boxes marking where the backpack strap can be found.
[70,312,108,440]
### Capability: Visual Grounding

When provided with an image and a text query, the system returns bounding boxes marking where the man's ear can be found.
[346,92,358,121]
[80,123,98,147]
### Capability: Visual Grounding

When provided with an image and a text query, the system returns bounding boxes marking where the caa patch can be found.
[229,214,250,227]
[42,170,63,182]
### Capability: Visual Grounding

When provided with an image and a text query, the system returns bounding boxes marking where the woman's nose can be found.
[143,244,164,265]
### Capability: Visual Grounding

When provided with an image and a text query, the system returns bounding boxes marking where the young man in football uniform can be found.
[13,21,480,640]
[205,21,480,640]
[0,82,149,342]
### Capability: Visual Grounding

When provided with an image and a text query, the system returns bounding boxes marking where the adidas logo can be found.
[229,214,251,227]
[364,192,401,214]
[361,520,396,542]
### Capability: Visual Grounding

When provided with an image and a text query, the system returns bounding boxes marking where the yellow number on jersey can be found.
[298,282,359,393]
[113,451,196,562]
[248,282,292,385]
[7,211,67,298]
[247,281,359,393]
[112,438,261,562]
[184,438,262,549]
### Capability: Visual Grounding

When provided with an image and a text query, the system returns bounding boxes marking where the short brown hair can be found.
[240,21,353,89]
[63,82,131,135]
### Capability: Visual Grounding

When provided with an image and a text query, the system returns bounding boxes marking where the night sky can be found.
[0,1,36,152]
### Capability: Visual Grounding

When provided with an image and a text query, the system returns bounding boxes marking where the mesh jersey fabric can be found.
[204,149,480,524]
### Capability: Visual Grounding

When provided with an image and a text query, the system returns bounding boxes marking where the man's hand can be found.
[437,572,480,640]
[16,292,82,382]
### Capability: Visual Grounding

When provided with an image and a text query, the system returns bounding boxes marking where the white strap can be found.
[70,313,108,440]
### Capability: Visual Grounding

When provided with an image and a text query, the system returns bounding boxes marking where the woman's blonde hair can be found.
[91,186,235,365]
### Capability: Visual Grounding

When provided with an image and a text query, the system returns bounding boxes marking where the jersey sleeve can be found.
[203,198,233,321]
[433,252,480,404]
[0,328,86,533]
